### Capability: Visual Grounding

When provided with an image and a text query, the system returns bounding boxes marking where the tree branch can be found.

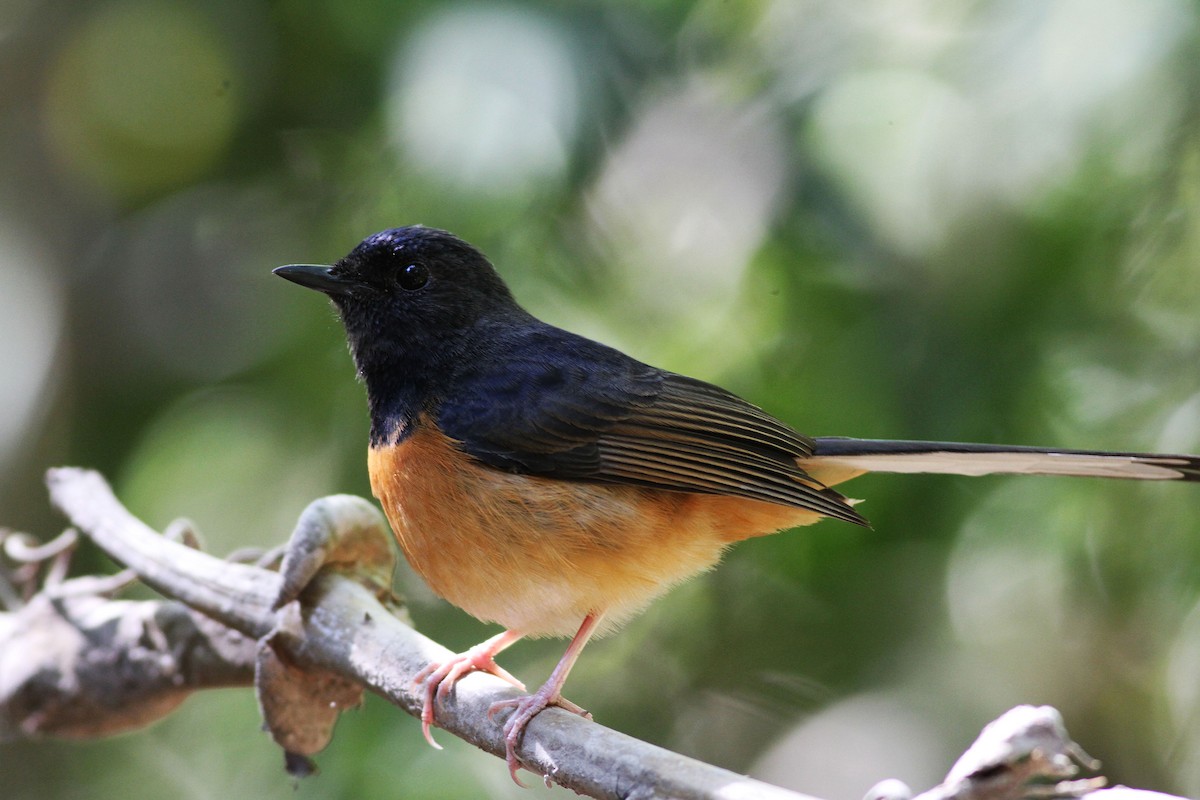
[0,466,1182,800]
[1,585,256,740]
[40,467,821,799]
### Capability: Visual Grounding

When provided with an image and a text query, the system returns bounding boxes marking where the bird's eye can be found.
[397,263,430,291]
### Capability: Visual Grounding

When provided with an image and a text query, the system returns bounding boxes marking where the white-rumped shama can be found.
[275,225,1200,783]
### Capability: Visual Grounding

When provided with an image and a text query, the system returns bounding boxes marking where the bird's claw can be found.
[488,691,590,785]
[413,646,526,749]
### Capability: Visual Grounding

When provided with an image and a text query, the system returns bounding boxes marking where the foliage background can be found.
[4,1,1200,798]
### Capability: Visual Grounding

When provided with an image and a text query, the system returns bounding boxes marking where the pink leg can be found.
[487,612,603,785]
[414,628,525,748]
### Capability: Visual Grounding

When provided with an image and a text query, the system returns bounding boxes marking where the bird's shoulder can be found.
[435,320,662,473]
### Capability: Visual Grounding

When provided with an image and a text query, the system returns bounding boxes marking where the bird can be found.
[274,225,1200,783]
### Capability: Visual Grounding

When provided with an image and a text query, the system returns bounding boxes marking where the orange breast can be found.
[368,423,827,638]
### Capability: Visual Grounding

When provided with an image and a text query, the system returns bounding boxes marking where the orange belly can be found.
[368,424,829,638]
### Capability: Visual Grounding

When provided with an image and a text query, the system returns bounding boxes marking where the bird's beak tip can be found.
[274,264,353,296]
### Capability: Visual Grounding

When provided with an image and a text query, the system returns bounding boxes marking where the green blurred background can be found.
[4,1,1200,797]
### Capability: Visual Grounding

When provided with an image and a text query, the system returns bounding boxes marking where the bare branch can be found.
[42,467,822,799]
[0,466,1180,800]
[904,706,1104,800]
[1,587,256,740]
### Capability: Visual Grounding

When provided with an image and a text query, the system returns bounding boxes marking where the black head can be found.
[275,227,529,439]
[275,226,524,371]
[276,226,518,332]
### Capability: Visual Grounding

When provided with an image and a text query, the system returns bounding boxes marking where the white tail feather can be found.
[812,450,1192,481]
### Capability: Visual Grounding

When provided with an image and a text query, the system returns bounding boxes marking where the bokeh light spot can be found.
[945,481,1084,648]
[0,234,62,471]
[388,4,579,194]
[809,69,974,259]
[586,82,786,307]
[579,82,789,371]
[43,0,241,201]
[753,693,946,798]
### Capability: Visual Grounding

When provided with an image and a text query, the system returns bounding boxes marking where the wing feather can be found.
[436,326,866,526]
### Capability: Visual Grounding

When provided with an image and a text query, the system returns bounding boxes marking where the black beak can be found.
[273,264,360,297]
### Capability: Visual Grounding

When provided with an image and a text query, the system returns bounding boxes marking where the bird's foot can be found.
[487,686,590,786]
[414,639,526,749]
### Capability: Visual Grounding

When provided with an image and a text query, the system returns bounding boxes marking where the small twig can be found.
[44,568,139,599]
[3,527,78,563]
[1,527,80,605]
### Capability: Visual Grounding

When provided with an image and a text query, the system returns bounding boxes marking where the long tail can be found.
[810,438,1200,482]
